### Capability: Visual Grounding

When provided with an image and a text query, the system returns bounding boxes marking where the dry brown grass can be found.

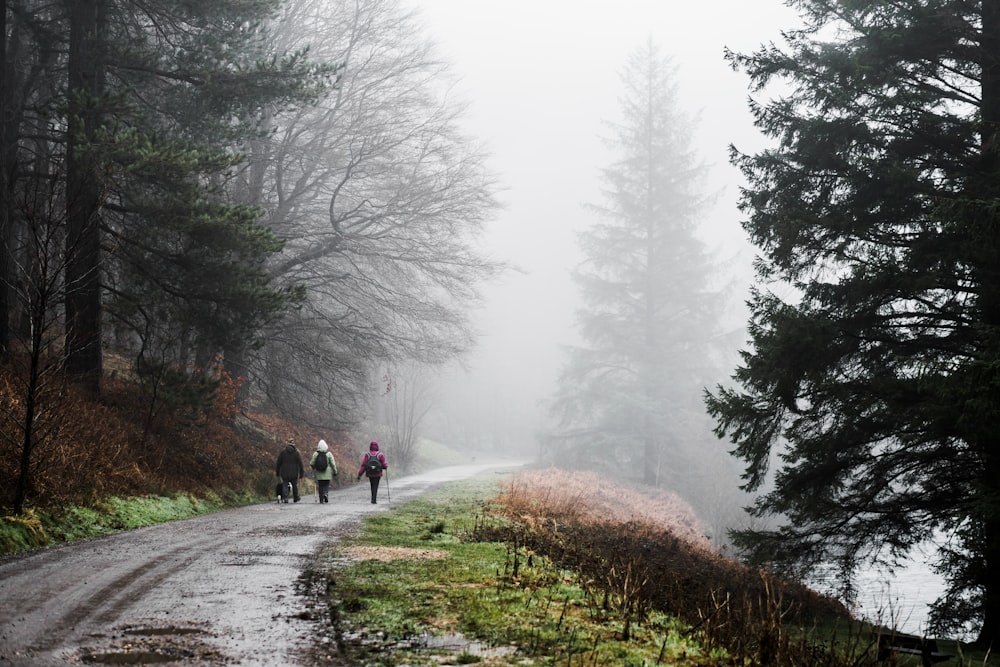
[477,469,865,666]
[341,545,449,562]
[495,468,709,547]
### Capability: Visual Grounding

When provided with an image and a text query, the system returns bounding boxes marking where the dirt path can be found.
[0,461,524,666]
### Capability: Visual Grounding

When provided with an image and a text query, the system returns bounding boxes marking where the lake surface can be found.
[811,543,949,637]
[853,554,946,636]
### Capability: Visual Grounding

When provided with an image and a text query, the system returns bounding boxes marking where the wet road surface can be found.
[0,461,524,666]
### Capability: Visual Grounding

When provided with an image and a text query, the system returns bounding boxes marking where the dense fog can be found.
[420,1,788,448]
[406,1,792,537]
[5,0,993,641]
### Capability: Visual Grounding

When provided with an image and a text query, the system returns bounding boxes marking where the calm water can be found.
[853,555,946,636]
[811,543,948,637]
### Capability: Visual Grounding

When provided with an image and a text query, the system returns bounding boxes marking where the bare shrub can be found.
[495,468,708,546]
[476,469,866,667]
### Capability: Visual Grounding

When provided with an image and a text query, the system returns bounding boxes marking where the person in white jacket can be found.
[309,439,337,503]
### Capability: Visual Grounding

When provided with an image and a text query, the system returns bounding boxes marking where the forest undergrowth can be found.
[0,358,354,553]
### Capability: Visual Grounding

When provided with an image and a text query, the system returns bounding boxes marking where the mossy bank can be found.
[314,477,727,666]
[0,489,261,554]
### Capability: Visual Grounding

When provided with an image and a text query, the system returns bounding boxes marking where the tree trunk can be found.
[224,346,251,404]
[64,0,104,394]
[642,413,657,486]
[975,0,1000,645]
[0,0,16,354]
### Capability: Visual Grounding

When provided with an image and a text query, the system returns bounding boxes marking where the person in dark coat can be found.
[276,438,305,503]
[356,440,388,504]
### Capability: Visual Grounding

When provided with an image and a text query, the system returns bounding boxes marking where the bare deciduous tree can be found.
[235,0,502,428]
[370,363,438,469]
[7,171,77,513]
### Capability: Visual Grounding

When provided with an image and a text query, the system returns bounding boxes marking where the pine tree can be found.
[1,0,322,510]
[706,0,1000,644]
[59,0,323,384]
[551,41,735,518]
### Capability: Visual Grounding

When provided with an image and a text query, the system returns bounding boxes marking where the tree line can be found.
[1,0,498,509]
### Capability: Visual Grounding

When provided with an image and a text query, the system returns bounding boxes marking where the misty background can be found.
[400,2,780,504]
[416,0,789,454]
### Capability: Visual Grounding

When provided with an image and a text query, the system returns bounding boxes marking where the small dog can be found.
[275,481,291,503]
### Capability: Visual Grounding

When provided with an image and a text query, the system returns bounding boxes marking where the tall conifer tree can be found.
[551,41,733,518]
[707,0,1000,643]
[57,0,322,387]
[2,0,322,509]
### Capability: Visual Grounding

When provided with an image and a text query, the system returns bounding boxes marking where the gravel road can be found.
[0,461,524,666]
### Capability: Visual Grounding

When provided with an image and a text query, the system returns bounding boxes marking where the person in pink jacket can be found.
[357,440,388,504]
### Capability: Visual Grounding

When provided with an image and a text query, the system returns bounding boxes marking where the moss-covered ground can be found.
[322,478,729,666]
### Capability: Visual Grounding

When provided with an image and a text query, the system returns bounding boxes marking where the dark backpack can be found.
[365,452,383,476]
[313,451,328,472]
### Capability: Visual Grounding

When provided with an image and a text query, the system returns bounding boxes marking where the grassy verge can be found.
[320,473,995,667]
[321,477,725,666]
[0,438,458,557]
[0,488,260,554]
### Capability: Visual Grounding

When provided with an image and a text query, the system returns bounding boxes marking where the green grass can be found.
[0,489,259,554]
[318,477,1000,667]
[321,478,725,666]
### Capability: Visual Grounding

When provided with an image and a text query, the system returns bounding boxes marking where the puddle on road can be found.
[123,626,204,637]
[82,648,194,664]
[79,623,224,665]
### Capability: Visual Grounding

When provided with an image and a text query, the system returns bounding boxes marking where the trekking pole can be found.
[385,470,390,503]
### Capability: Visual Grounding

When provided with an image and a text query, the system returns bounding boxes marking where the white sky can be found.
[407,0,797,449]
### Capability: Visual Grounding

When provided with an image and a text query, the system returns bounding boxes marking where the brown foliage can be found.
[494,468,709,546]
[0,361,353,511]
[477,469,860,666]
